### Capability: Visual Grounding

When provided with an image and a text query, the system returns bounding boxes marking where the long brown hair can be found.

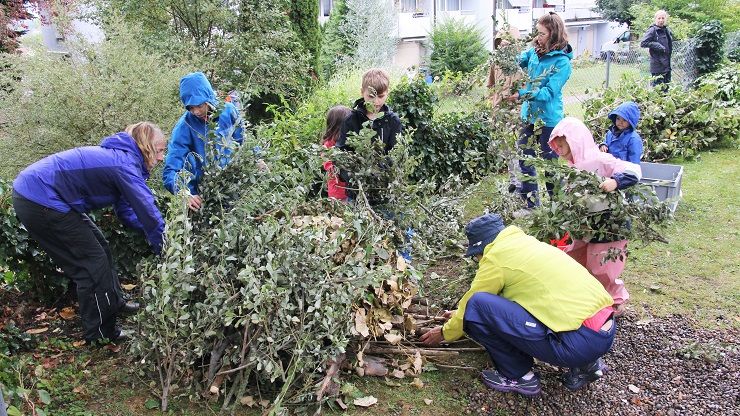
[534,13,568,54]
[125,122,165,168]
[322,105,351,144]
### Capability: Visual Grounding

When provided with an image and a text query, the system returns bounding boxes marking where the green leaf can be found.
[144,398,160,410]
[38,389,52,405]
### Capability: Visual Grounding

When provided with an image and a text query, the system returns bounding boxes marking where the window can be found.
[437,0,473,11]
[321,0,332,17]
[460,0,475,10]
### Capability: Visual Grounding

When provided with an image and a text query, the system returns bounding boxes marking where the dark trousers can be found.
[651,71,671,86]
[12,193,124,342]
[463,292,615,379]
[517,124,557,208]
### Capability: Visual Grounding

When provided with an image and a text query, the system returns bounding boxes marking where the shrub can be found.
[693,20,726,77]
[0,20,186,180]
[696,62,740,107]
[584,75,740,162]
[428,18,489,76]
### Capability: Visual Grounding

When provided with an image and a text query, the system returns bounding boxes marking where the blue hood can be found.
[179,72,218,109]
[608,101,640,130]
[100,132,148,178]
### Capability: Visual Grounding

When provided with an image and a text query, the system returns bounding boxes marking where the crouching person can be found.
[12,122,166,345]
[420,213,615,396]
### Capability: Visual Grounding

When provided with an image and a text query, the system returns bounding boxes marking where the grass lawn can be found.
[563,63,644,97]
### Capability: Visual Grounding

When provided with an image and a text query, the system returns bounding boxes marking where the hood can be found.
[179,72,218,109]
[548,117,634,178]
[100,132,148,175]
[608,101,640,130]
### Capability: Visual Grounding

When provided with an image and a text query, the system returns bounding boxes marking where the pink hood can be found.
[548,117,641,179]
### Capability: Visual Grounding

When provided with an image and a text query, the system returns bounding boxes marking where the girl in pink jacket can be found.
[548,117,642,316]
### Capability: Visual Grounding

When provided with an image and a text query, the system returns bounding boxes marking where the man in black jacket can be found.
[640,10,674,86]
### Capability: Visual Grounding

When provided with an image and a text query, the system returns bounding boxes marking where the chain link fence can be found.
[563,31,739,100]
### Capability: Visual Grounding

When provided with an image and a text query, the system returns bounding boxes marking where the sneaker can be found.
[562,358,609,391]
[481,370,542,397]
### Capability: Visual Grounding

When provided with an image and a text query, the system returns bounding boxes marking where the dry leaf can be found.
[121,284,137,291]
[396,255,407,272]
[628,384,640,393]
[259,399,269,408]
[412,352,423,374]
[103,343,122,353]
[209,385,220,395]
[25,327,49,334]
[72,386,84,394]
[73,340,87,348]
[410,378,424,389]
[354,309,370,337]
[392,369,405,379]
[239,396,255,407]
[384,332,403,345]
[59,307,76,320]
[353,396,378,407]
[424,398,433,405]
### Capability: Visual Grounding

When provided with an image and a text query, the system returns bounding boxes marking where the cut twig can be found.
[366,347,459,357]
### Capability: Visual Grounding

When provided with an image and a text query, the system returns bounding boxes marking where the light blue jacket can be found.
[604,101,643,164]
[162,72,243,195]
[518,45,573,127]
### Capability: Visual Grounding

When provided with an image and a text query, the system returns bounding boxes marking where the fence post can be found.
[605,52,612,89]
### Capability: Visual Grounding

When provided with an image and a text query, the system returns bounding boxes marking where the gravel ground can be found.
[463,312,739,415]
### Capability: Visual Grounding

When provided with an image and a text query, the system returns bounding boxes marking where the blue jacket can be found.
[13,133,165,254]
[518,45,573,127]
[603,101,643,164]
[162,72,243,195]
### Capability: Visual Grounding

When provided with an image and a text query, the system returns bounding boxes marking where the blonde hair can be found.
[125,122,165,168]
[361,68,390,95]
[534,13,568,53]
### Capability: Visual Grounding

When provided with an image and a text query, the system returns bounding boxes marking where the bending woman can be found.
[12,122,166,344]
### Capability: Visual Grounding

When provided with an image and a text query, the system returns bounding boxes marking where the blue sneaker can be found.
[481,370,541,397]
[562,358,609,391]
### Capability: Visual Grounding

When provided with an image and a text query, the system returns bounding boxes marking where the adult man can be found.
[640,10,674,86]
[420,213,616,396]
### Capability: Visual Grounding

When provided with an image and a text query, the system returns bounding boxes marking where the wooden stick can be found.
[366,347,459,357]
[428,362,479,371]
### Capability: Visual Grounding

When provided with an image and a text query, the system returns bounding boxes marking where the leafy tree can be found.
[429,18,488,76]
[318,0,397,81]
[0,0,41,52]
[693,20,725,77]
[629,3,692,40]
[289,0,321,74]
[593,0,638,26]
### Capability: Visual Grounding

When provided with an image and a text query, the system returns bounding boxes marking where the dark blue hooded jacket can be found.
[603,101,643,164]
[162,72,243,195]
[13,133,165,254]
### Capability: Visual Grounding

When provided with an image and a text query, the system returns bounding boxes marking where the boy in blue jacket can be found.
[162,72,243,211]
[599,101,643,164]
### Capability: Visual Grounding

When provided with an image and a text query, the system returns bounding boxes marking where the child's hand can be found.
[187,195,203,211]
[599,178,618,192]
[599,144,608,153]
[506,92,520,102]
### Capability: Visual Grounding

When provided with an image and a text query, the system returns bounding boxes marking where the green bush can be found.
[387,75,438,129]
[693,20,726,77]
[584,75,740,162]
[0,21,186,180]
[696,62,740,107]
[428,19,489,76]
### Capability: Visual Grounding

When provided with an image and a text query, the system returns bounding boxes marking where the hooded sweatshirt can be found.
[548,117,642,188]
[162,72,243,195]
[603,101,643,164]
[518,45,573,127]
[13,133,165,253]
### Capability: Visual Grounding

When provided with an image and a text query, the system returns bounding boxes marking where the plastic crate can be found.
[639,162,683,213]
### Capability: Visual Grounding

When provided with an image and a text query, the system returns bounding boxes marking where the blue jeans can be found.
[517,124,557,208]
[463,292,615,379]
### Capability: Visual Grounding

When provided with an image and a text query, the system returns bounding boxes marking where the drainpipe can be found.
[492,0,498,40]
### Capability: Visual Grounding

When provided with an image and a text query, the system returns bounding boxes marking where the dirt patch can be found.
[465,312,739,415]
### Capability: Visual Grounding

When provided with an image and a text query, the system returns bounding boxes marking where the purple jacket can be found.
[13,133,164,254]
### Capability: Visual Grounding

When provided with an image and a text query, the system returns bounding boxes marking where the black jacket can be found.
[640,24,673,74]
[336,98,403,153]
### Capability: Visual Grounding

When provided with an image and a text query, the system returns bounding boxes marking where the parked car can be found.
[600,30,639,62]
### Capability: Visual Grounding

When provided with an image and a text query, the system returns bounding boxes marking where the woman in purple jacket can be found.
[12,122,166,344]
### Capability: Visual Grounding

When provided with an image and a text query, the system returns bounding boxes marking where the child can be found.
[336,68,403,154]
[599,101,644,164]
[509,13,573,208]
[162,72,243,211]
[548,117,643,317]
[321,105,352,201]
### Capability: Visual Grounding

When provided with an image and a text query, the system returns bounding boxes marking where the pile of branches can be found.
[130,119,472,414]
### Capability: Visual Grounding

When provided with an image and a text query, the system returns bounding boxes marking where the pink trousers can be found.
[566,239,629,305]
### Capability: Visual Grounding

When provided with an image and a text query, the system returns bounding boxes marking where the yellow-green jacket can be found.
[443,226,612,341]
